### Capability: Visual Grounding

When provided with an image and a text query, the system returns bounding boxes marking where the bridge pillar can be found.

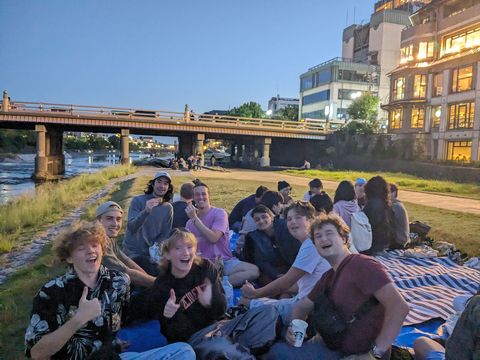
[260,138,271,167]
[33,125,65,181]
[120,129,130,165]
[237,144,244,167]
[178,134,194,160]
[194,133,205,166]
[2,91,10,111]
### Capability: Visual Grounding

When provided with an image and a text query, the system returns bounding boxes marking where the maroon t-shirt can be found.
[308,254,391,355]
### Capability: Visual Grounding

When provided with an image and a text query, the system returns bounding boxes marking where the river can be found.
[0,152,152,205]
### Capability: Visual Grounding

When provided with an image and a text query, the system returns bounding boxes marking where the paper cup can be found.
[291,319,308,347]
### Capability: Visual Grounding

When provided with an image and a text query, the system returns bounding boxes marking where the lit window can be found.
[443,27,480,55]
[447,141,472,161]
[411,107,425,129]
[433,72,443,96]
[432,106,441,128]
[393,77,405,100]
[390,109,403,129]
[418,41,434,59]
[451,65,474,93]
[413,74,427,98]
[400,45,414,63]
[448,102,475,129]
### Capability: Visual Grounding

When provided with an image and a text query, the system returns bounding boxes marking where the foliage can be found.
[346,93,380,134]
[273,105,299,121]
[228,101,265,118]
[0,130,36,153]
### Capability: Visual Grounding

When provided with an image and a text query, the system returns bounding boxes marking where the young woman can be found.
[129,228,227,343]
[332,180,359,228]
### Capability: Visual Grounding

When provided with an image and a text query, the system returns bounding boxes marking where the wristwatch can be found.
[370,344,384,359]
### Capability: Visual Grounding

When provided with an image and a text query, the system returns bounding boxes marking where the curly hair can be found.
[311,213,350,246]
[159,228,203,270]
[144,179,174,202]
[53,221,107,263]
[365,176,391,206]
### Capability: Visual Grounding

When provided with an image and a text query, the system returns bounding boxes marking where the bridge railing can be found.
[5,101,344,134]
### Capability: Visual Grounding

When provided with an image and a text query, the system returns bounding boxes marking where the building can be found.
[267,95,299,116]
[299,1,417,125]
[299,58,380,121]
[384,0,480,161]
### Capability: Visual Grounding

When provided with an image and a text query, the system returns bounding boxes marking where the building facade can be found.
[267,95,299,116]
[384,0,480,161]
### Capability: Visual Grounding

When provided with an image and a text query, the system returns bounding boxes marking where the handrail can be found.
[5,100,339,134]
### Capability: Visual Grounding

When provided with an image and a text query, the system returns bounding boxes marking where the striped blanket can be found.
[375,250,480,325]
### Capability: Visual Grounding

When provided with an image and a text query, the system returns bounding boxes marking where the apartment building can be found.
[267,95,299,116]
[384,0,480,161]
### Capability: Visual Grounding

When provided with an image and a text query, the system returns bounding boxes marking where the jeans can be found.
[262,337,340,360]
[120,342,196,360]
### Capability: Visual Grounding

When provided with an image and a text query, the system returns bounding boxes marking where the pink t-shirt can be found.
[186,207,233,261]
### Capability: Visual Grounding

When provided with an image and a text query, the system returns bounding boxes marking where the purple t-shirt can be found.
[186,207,233,261]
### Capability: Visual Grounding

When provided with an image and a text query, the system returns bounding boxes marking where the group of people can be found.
[25,171,479,359]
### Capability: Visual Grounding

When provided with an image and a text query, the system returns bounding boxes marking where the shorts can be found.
[223,257,242,275]
[424,351,445,360]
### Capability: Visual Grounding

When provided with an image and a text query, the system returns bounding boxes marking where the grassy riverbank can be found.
[283,169,480,200]
[0,165,135,253]
[1,171,479,358]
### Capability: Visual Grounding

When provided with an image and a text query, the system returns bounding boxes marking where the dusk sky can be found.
[1,0,373,114]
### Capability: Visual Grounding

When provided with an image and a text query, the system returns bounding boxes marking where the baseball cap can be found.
[96,201,123,218]
[355,178,367,186]
[153,171,172,182]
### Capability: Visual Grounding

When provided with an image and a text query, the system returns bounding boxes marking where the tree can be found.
[228,101,265,118]
[274,105,299,121]
[346,92,380,133]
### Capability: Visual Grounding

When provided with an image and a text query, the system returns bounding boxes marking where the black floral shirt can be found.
[25,266,130,360]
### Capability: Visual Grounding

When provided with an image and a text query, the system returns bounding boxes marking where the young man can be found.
[25,221,195,360]
[123,171,173,270]
[278,181,294,205]
[240,201,330,324]
[96,201,155,288]
[228,185,268,232]
[172,182,194,229]
[265,213,409,359]
[303,178,324,201]
[354,177,367,209]
[185,182,259,286]
[389,183,410,248]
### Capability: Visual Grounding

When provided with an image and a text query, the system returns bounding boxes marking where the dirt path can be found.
[170,168,480,216]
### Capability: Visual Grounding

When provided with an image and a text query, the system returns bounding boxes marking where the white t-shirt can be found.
[303,191,312,201]
[293,238,331,299]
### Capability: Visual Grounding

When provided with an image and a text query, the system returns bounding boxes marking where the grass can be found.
[1,171,480,358]
[283,169,480,200]
[0,165,135,254]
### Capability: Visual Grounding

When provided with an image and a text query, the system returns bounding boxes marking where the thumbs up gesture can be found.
[163,289,180,318]
[74,287,102,325]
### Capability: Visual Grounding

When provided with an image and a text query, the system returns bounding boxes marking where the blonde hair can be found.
[159,228,202,269]
[310,213,351,247]
[53,221,107,263]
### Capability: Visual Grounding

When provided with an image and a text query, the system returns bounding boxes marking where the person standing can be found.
[123,172,173,273]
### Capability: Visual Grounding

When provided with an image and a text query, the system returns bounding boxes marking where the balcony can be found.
[402,22,435,40]
[438,3,480,31]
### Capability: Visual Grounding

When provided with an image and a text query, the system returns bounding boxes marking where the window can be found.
[302,90,330,105]
[302,110,325,119]
[411,107,425,129]
[301,75,314,91]
[393,77,405,100]
[432,106,442,128]
[444,26,480,55]
[451,65,474,92]
[418,41,434,59]
[336,108,348,119]
[338,69,369,83]
[433,72,443,96]
[338,89,363,100]
[400,44,414,63]
[315,69,331,86]
[413,74,427,98]
[448,102,475,129]
[447,141,472,161]
[390,109,403,129]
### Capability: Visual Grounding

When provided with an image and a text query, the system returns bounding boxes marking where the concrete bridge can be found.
[0,91,339,180]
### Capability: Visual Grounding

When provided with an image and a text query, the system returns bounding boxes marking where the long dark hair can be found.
[365,176,391,207]
[144,180,174,202]
[333,180,356,203]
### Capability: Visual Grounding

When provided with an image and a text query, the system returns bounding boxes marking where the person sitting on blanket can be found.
[239,201,331,325]
[128,228,227,343]
[263,213,409,360]
[25,221,195,360]
[185,181,259,286]
[228,185,269,232]
[309,192,334,215]
[242,205,293,288]
[413,294,480,360]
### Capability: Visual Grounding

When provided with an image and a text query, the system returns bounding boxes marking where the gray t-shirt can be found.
[293,239,331,299]
[123,193,173,257]
[103,237,129,273]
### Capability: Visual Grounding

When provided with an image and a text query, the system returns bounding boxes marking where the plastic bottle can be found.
[222,275,234,309]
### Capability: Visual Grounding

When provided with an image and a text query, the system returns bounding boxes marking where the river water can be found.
[0,152,150,205]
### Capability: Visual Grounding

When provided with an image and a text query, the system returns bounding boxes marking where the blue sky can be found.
[1,0,373,114]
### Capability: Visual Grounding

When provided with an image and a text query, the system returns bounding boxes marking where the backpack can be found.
[349,211,372,252]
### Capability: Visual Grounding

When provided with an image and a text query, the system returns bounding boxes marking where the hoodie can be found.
[333,200,360,228]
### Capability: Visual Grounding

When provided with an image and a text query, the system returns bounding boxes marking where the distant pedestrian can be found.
[303,159,311,169]
[211,155,216,167]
